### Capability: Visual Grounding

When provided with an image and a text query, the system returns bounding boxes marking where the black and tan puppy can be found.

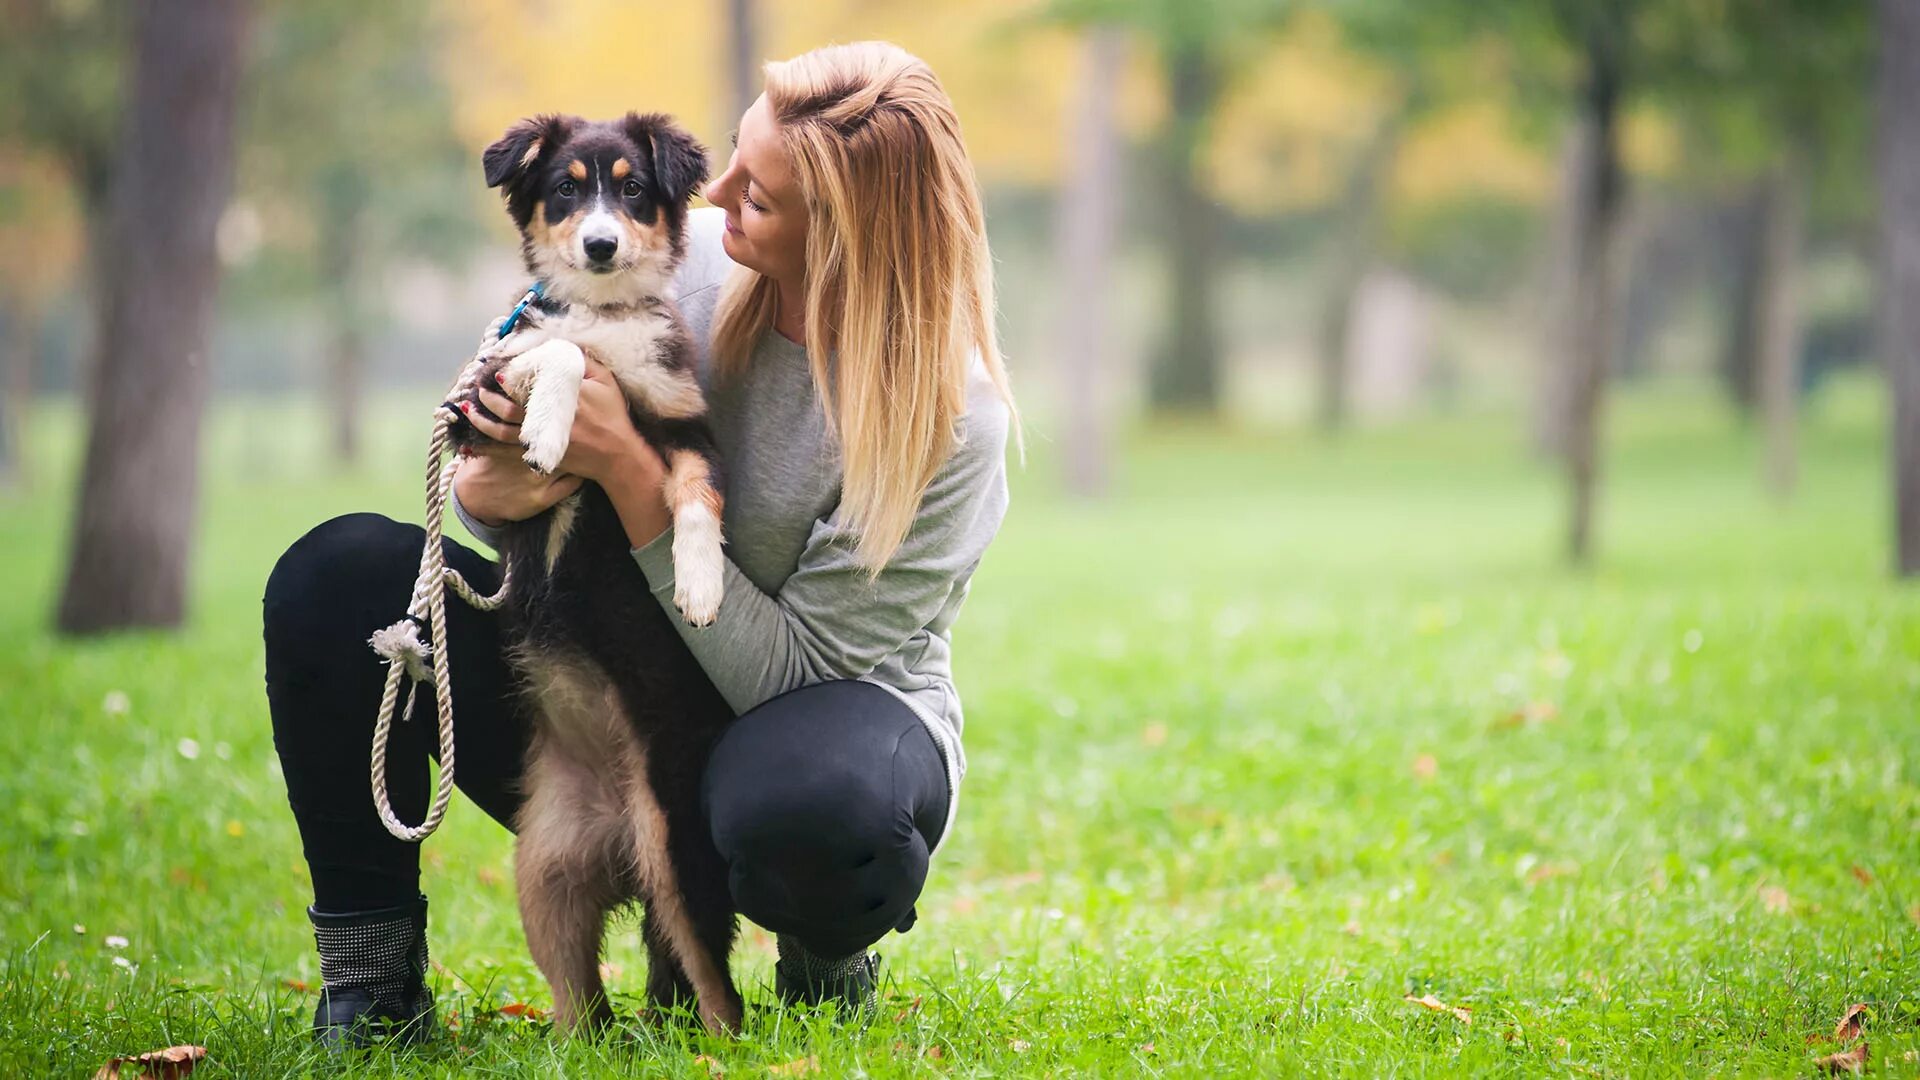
[456,112,741,1035]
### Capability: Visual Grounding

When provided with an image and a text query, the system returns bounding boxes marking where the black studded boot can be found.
[307,892,436,1050]
[773,933,880,1016]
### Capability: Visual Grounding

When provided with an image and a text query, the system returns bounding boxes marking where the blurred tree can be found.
[0,0,131,486]
[56,0,250,633]
[1881,0,1920,576]
[0,157,83,491]
[725,0,761,135]
[1055,26,1127,496]
[1047,0,1295,416]
[240,0,480,466]
[0,0,130,272]
[1673,0,1870,498]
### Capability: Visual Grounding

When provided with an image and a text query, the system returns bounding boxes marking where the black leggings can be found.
[262,512,949,958]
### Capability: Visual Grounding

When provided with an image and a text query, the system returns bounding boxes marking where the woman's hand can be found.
[464,355,676,547]
[451,444,584,528]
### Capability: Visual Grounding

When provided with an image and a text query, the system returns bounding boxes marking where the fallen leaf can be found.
[598,961,623,981]
[1815,1041,1869,1074]
[281,978,312,994]
[498,1002,546,1020]
[1412,755,1439,781]
[892,995,923,1023]
[1493,702,1559,730]
[767,1056,818,1076]
[92,1044,206,1080]
[1141,723,1168,747]
[694,1053,724,1077]
[925,1045,944,1059]
[1759,885,1793,914]
[1850,865,1873,887]
[1909,903,1920,927]
[1832,1004,1868,1044]
[1341,920,1363,936]
[1404,993,1472,1025]
[477,866,502,887]
[1139,1042,1156,1054]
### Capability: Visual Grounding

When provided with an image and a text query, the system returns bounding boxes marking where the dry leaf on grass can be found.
[892,994,923,1022]
[1412,755,1439,781]
[92,1044,206,1080]
[1850,865,1873,887]
[1832,1003,1869,1043]
[925,1045,945,1060]
[1404,993,1472,1025]
[1525,862,1578,886]
[1141,723,1169,747]
[498,1001,547,1020]
[1815,1041,1869,1074]
[694,1053,724,1077]
[1759,885,1793,914]
[767,1056,818,1076]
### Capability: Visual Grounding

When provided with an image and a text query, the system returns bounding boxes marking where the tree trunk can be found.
[1146,43,1223,415]
[725,0,759,134]
[1056,27,1125,497]
[1531,118,1597,458]
[0,299,31,491]
[1719,183,1765,414]
[1880,0,1920,575]
[1755,154,1805,499]
[1317,111,1401,435]
[320,177,367,466]
[55,0,249,634]
[1564,25,1626,565]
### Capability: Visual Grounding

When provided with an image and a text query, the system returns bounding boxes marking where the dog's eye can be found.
[623,178,643,199]
[556,179,577,198]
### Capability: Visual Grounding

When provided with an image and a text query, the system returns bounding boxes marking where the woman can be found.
[262,41,1017,1047]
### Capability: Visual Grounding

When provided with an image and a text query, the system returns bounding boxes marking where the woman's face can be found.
[705,93,807,285]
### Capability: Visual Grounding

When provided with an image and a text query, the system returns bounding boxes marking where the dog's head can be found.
[483,112,710,306]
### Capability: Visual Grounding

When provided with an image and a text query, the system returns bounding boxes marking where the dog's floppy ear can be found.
[484,114,575,222]
[624,112,710,205]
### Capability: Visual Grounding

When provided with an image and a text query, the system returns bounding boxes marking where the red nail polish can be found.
[460,401,471,412]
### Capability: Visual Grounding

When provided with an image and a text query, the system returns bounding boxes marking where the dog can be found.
[453,111,742,1035]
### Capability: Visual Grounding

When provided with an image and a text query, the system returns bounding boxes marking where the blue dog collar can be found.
[498,281,547,339]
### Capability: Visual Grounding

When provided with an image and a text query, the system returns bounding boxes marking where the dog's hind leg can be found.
[640,909,695,1020]
[514,746,625,1035]
[624,759,742,1034]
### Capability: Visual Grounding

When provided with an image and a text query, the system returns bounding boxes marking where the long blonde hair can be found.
[711,41,1019,574]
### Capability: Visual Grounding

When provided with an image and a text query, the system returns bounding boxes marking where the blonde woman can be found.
[261,41,1017,1046]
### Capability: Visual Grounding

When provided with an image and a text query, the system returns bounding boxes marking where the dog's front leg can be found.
[661,449,726,625]
[497,339,587,474]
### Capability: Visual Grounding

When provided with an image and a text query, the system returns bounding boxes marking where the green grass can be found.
[2,377,1916,1077]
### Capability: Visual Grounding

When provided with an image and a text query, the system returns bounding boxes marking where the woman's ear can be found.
[483,114,576,221]
[624,112,710,205]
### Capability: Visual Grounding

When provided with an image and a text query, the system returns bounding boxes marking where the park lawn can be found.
[0,377,1915,1077]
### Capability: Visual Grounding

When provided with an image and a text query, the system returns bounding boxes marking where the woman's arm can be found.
[630,401,1010,716]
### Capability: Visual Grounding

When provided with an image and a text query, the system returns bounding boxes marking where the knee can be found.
[705,748,928,953]
[263,513,423,648]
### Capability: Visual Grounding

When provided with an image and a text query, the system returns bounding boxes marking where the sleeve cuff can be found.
[630,524,677,593]
[451,486,507,550]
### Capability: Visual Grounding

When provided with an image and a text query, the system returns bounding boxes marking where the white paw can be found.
[520,419,570,474]
[671,507,725,626]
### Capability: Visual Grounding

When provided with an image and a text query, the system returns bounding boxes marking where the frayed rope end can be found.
[369,618,432,683]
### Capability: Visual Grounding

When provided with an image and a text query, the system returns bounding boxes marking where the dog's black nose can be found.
[583,236,618,263]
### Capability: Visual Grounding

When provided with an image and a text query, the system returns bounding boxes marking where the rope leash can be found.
[366,354,517,842]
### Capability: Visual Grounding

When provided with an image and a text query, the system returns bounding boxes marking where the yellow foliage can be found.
[1391,100,1552,208]
[1206,13,1397,214]
[0,149,83,303]
[1620,104,1680,179]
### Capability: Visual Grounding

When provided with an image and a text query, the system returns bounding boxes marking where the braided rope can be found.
[368,358,515,842]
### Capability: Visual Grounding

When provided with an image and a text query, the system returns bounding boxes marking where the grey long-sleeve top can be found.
[453,207,1011,843]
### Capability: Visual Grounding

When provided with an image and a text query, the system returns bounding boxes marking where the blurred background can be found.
[0,0,1910,631]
